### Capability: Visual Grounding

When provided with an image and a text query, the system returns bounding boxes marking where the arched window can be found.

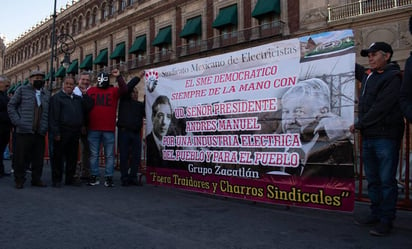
[119,0,126,11]
[86,11,91,28]
[72,19,77,34]
[101,2,108,20]
[92,7,97,25]
[78,15,83,32]
[109,0,115,16]
[65,22,70,34]
[77,16,83,33]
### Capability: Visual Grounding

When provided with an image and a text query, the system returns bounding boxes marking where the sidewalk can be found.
[0,160,411,249]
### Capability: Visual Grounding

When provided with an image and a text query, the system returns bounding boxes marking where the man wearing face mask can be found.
[7,70,50,189]
[86,69,127,187]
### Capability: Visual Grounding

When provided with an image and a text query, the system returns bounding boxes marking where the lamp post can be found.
[48,0,76,91]
[49,0,57,91]
[57,34,76,69]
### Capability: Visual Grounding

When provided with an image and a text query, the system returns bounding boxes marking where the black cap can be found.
[360,42,393,57]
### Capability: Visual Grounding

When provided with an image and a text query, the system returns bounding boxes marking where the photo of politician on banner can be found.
[145,29,356,212]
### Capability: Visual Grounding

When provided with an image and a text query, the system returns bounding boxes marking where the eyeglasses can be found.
[5,85,10,88]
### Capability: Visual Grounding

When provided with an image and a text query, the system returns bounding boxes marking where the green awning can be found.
[110,42,125,59]
[212,5,237,28]
[23,79,29,85]
[66,59,79,74]
[152,26,171,46]
[55,66,66,78]
[7,84,17,94]
[180,16,202,38]
[93,49,108,65]
[79,54,93,69]
[252,0,280,18]
[129,35,147,54]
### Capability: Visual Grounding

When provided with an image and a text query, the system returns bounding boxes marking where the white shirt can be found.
[35,90,41,106]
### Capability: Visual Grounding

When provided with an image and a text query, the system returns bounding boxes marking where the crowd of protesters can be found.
[2,18,412,239]
[0,68,145,189]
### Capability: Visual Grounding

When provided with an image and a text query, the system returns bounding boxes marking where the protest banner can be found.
[145,29,355,211]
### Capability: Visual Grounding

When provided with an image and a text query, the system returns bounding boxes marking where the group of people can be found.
[0,68,145,189]
[1,19,412,238]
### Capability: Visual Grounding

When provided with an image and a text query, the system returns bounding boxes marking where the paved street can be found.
[0,160,411,249]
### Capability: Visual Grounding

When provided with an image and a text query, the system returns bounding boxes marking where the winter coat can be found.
[355,62,404,140]
[7,85,50,136]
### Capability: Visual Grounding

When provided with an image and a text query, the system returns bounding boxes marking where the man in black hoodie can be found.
[117,71,145,186]
[350,42,404,236]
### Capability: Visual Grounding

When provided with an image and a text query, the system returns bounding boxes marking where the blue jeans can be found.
[88,130,115,177]
[362,138,401,224]
[118,129,142,182]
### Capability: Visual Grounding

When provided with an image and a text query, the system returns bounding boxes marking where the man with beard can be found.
[281,78,353,178]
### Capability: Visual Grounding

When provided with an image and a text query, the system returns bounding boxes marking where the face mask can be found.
[33,80,44,90]
[97,72,110,88]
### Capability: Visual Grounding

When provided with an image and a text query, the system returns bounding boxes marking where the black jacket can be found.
[117,77,145,132]
[400,52,412,122]
[49,90,93,136]
[0,91,11,132]
[355,62,404,139]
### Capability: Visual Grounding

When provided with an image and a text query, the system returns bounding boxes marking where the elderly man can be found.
[0,75,11,177]
[351,42,404,236]
[281,78,353,178]
[8,70,50,189]
[49,76,93,187]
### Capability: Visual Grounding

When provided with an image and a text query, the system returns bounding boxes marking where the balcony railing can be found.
[101,20,285,72]
[176,20,284,58]
[328,0,412,22]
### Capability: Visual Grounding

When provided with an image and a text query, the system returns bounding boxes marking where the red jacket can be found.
[87,76,127,132]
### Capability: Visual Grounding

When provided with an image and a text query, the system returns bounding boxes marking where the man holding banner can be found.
[351,42,404,236]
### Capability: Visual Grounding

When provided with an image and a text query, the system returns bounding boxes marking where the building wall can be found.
[2,0,412,86]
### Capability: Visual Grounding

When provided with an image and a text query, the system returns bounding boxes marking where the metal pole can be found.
[49,0,57,92]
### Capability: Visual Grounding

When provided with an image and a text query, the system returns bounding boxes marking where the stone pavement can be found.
[0,160,411,249]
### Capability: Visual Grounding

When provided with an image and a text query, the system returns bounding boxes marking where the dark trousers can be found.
[51,130,80,184]
[0,129,10,174]
[14,133,45,184]
[79,133,90,177]
[118,129,142,182]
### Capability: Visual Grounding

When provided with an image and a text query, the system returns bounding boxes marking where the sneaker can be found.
[369,222,392,236]
[104,176,114,187]
[354,215,379,226]
[88,176,100,186]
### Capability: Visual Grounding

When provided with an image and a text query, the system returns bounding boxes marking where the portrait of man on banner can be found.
[280,77,354,179]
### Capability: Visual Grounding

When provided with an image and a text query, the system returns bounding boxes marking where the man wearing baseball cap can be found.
[8,70,50,189]
[350,41,404,236]
[360,42,393,58]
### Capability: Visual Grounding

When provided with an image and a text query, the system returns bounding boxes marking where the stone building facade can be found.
[2,0,412,89]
